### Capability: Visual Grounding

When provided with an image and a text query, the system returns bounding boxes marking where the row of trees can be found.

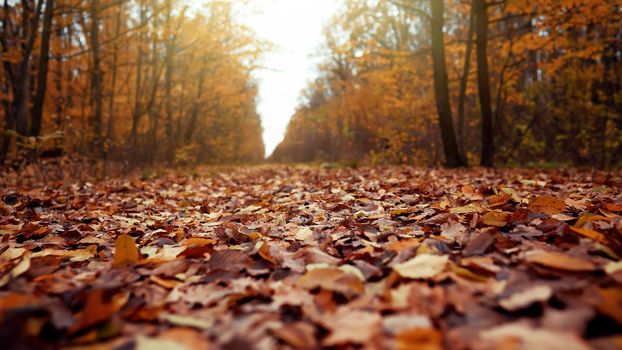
[271,0,622,168]
[1,0,265,169]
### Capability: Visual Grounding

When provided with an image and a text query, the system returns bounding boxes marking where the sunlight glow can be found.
[241,0,340,157]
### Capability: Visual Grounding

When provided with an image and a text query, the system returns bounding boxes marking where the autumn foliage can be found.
[271,0,622,168]
[1,0,265,171]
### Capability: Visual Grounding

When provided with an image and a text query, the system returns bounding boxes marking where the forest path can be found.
[0,166,621,349]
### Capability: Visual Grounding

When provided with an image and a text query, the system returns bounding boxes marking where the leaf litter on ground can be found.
[0,166,621,349]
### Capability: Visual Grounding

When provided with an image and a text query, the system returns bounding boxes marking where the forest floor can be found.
[1,166,621,349]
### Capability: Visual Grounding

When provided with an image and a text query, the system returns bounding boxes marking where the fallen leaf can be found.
[596,288,622,324]
[296,267,364,297]
[482,211,510,227]
[321,308,381,346]
[569,226,608,244]
[499,285,553,311]
[71,289,129,332]
[293,226,313,241]
[604,203,622,212]
[480,322,591,350]
[393,254,449,279]
[450,203,483,214]
[528,196,566,214]
[395,328,443,350]
[525,250,595,271]
[272,322,317,349]
[159,313,213,330]
[113,234,139,267]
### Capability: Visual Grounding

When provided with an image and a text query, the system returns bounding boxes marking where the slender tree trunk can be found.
[185,68,205,141]
[430,0,465,167]
[474,0,494,167]
[457,3,475,155]
[30,0,54,137]
[14,0,44,136]
[106,5,122,148]
[163,0,174,163]
[129,2,145,147]
[89,0,103,155]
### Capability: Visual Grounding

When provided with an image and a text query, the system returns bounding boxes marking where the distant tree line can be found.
[1,0,265,171]
[271,0,622,168]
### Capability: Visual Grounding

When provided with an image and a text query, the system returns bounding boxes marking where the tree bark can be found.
[474,0,494,167]
[430,0,465,167]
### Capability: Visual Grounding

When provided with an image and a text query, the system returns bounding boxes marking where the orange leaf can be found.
[525,250,595,271]
[182,238,216,247]
[570,227,608,244]
[395,328,443,350]
[113,234,139,267]
[605,203,622,212]
[482,211,510,227]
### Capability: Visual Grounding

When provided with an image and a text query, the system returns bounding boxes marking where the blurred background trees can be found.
[271,0,622,168]
[1,0,620,172]
[0,0,265,170]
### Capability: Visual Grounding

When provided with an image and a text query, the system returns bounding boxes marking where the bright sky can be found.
[241,0,340,157]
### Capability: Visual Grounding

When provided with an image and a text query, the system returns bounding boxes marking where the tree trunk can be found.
[457,2,475,155]
[89,0,103,155]
[185,67,205,141]
[30,0,54,137]
[15,0,44,137]
[106,5,122,148]
[474,0,494,167]
[163,0,174,163]
[128,2,145,148]
[430,0,465,167]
